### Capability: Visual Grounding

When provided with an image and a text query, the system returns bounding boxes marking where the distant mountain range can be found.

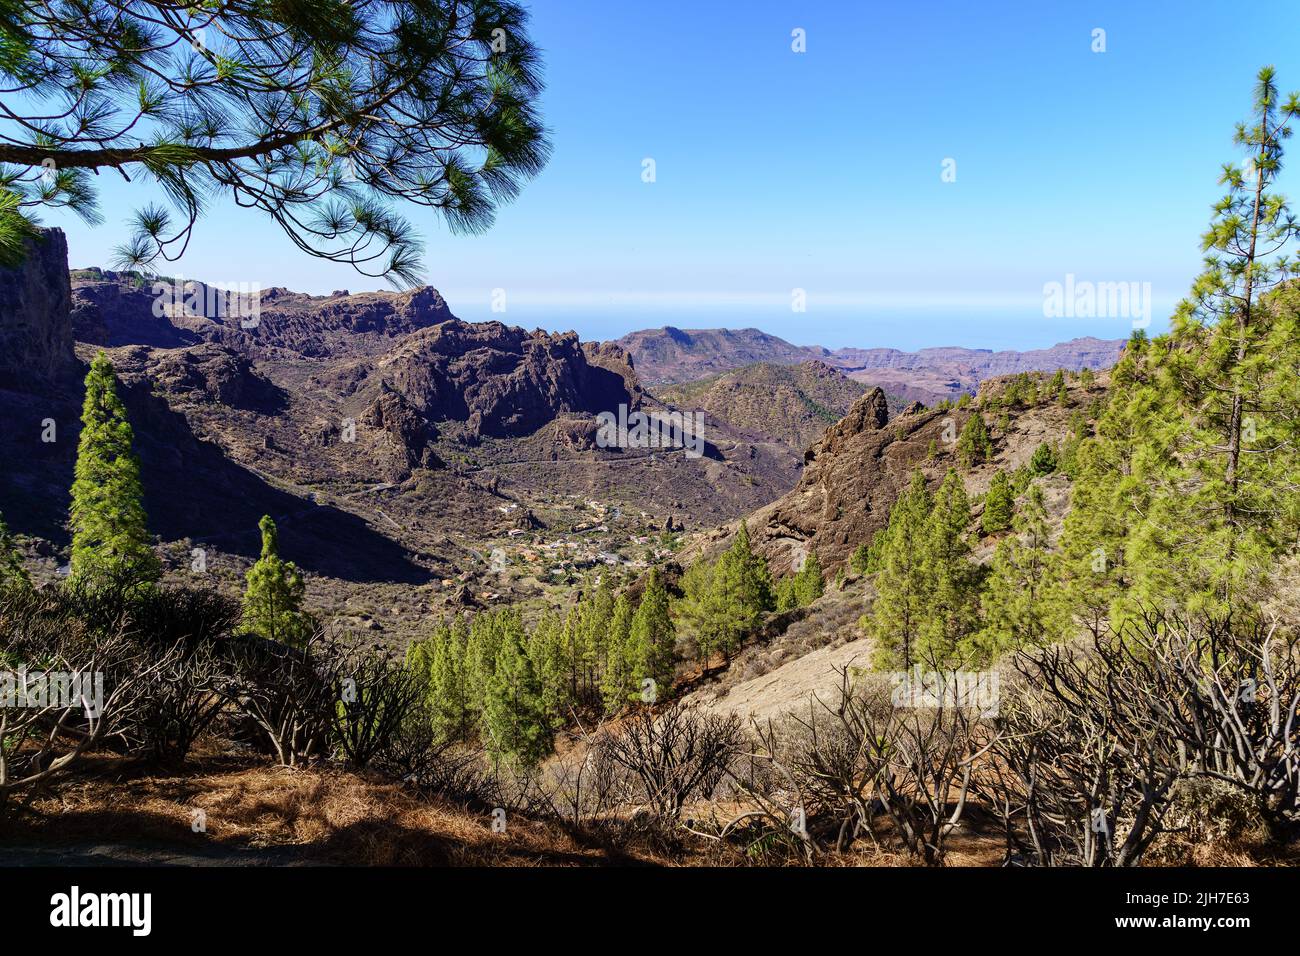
[614,326,1125,405]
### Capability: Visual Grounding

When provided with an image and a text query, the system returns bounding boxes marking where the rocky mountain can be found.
[614,327,818,384]
[0,232,805,640]
[1,230,76,388]
[683,372,1105,577]
[655,360,887,453]
[616,326,1124,405]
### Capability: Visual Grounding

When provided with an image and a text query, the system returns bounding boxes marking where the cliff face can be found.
[685,374,1103,575]
[0,228,75,389]
[371,321,640,439]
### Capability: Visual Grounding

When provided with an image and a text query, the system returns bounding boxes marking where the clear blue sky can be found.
[45,0,1300,350]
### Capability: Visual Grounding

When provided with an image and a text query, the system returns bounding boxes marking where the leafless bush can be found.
[988,640,1183,866]
[0,592,173,814]
[332,647,424,769]
[117,638,228,765]
[524,722,629,830]
[596,701,742,821]
[219,630,341,767]
[1117,610,1300,840]
[728,667,994,865]
[986,609,1300,866]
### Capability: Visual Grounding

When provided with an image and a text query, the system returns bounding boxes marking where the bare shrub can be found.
[596,701,742,821]
[0,587,173,814]
[332,647,424,769]
[119,637,228,765]
[727,667,994,865]
[1118,611,1300,840]
[986,609,1300,866]
[526,735,627,831]
[219,630,341,767]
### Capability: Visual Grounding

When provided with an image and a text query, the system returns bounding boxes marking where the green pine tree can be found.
[676,555,723,665]
[981,470,1015,535]
[956,411,993,467]
[240,515,312,647]
[972,484,1054,662]
[69,352,160,587]
[710,522,774,659]
[600,594,637,713]
[866,471,932,669]
[793,551,824,605]
[482,615,551,770]
[1028,442,1058,477]
[530,610,572,726]
[1051,69,1300,632]
[775,575,799,612]
[916,469,979,664]
[408,618,472,743]
[627,568,676,701]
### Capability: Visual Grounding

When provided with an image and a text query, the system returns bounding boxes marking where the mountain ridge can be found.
[615,325,1125,404]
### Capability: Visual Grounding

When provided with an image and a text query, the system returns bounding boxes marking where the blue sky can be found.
[44,0,1300,350]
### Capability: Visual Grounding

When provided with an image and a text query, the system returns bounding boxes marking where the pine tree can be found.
[711,522,774,659]
[530,610,572,725]
[867,471,932,669]
[917,469,978,663]
[69,351,160,587]
[240,515,312,647]
[981,470,1015,534]
[956,411,992,467]
[627,568,676,700]
[408,618,472,743]
[574,576,614,707]
[466,609,506,709]
[849,540,871,575]
[775,575,799,612]
[482,615,551,769]
[676,556,723,664]
[1028,442,1058,476]
[600,594,637,712]
[1051,69,1300,631]
[793,551,824,605]
[972,484,1054,661]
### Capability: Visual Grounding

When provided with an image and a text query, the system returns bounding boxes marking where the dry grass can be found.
[1,748,666,867]
[2,740,1292,867]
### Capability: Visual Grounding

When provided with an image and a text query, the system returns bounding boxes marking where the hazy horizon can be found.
[45,0,1300,350]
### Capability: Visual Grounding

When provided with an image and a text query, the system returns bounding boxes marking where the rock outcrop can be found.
[0,228,75,390]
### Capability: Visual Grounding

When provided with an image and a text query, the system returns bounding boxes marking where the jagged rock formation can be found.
[0,229,75,389]
[691,376,1101,575]
[361,381,441,477]
[370,321,639,439]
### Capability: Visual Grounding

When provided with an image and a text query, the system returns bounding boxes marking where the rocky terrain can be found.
[655,360,892,453]
[617,325,1123,405]
[0,232,800,642]
[682,373,1101,578]
[0,230,1109,649]
[676,373,1098,723]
